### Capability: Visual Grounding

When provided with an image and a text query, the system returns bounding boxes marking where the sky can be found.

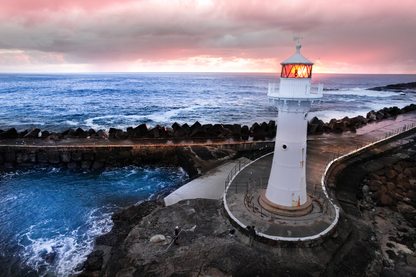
[0,0,415,74]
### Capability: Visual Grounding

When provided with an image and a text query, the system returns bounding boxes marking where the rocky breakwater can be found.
[0,121,277,143]
[307,103,416,134]
[357,158,416,276]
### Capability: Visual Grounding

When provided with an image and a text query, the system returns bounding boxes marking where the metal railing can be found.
[224,146,274,190]
[321,122,416,197]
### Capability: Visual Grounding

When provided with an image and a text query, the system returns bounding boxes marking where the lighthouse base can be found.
[259,190,313,217]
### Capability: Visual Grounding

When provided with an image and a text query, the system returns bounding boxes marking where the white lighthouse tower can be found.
[260,43,323,216]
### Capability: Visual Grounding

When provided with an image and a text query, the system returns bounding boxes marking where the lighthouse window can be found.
[282,144,287,150]
[281,64,312,78]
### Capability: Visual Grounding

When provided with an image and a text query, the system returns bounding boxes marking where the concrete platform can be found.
[164,158,250,206]
[164,111,416,245]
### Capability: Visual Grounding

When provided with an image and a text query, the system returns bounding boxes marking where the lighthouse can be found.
[259,43,323,216]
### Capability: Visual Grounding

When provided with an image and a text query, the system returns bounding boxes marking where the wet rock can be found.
[76,128,89,138]
[92,161,104,170]
[83,250,104,271]
[404,168,414,178]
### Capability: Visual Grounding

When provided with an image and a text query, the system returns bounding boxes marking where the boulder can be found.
[241,125,249,140]
[75,128,89,138]
[171,122,181,132]
[308,124,318,134]
[173,126,187,138]
[207,124,224,137]
[41,130,50,139]
[24,128,41,138]
[96,130,108,139]
[149,235,166,243]
[0,128,18,139]
[181,123,191,135]
[88,129,96,136]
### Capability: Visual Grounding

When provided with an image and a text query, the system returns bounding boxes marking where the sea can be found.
[0,73,415,276]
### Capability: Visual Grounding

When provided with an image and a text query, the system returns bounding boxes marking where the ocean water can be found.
[0,73,415,132]
[0,166,187,276]
[0,73,415,276]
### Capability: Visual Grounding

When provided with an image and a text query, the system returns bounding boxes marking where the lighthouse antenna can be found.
[293,36,303,43]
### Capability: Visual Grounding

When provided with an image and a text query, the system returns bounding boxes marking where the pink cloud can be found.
[0,0,415,73]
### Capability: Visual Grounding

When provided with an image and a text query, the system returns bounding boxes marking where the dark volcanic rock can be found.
[83,250,104,271]
[367,82,416,92]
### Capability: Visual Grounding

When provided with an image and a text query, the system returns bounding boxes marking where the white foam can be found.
[324,88,397,98]
[18,208,114,277]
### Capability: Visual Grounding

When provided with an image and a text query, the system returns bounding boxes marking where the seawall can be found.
[0,141,275,178]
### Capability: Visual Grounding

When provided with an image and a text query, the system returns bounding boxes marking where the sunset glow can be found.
[0,0,415,73]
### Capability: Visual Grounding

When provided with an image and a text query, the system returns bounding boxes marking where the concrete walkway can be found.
[164,112,416,208]
[164,158,249,206]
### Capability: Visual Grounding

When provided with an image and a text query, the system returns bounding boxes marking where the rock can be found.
[406,190,416,203]
[41,130,50,139]
[81,160,92,170]
[386,182,396,192]
[241,125,249,140]
[149,235,166,243]
[96,130,108,139]
[60,152,71,163]
[403,168,413,178]
[88,129,96,136]
[16,152,28,163]
[92,161,104,170]
[24,128,41,138]
[369,172,381,181]
[173,126,187,138]
[385,169,398,180]
[48,152,60,164]
[379,268,400,277]
[398,181,411,191]
[0,128,18,139]
[38,152,49,163]
[76,128,89,138]
[207,124,224,137]
[369,180,382,191]
[379,193,394,206]
[72,152,83,162]
[397,173,409,183]
[308,123,318,134]
[83,250,104,271]
[394,164,403,173]
[362,185,370,198]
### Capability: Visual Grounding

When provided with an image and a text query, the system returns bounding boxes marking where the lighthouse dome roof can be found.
[281,43,314,65]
